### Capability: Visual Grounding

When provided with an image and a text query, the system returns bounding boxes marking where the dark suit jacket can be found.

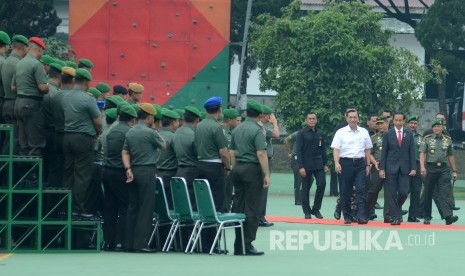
[379,128,416,174]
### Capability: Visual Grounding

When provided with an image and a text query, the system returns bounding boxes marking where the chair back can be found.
[170,177,196,221]
[154,177,172,221]
[193,179,218,223]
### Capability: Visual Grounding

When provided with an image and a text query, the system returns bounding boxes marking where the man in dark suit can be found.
[379,112,416,225]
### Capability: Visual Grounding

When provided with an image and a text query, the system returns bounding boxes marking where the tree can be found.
[250,1,432,138]
[0,0,61,38]
[415,0,465,113]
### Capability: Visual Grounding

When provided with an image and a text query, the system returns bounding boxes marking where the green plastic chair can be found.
[148,177,177,250]
[191,179,245,255]
[166,177,200,253]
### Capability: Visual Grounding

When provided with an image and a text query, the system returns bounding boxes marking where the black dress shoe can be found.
[235,248,264,256]
[134,248,157,253]
[258,219,274,227]
[344,219,351,225]
[304,214,312,219]
[401,210,408,216]
[384,218,391,223]
[407,217,420,223]
[368,214,377,220]
[375,202,383,209]
[391,219,401,226]
[334,209,341,220]
[445,215,459,225]
[424,218,431,225]
[453,206,460,211]
[295,201,302,205]
[312,210,323,219]
[358,218,368,225]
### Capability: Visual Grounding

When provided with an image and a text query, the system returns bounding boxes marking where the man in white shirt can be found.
[331,109,372,224]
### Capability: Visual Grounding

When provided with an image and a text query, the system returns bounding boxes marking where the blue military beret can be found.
[204,96,222,109]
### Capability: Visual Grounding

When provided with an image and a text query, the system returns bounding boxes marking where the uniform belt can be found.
[199,159,222,163]
[3,97,16,101]
[158,168,177,172]
[340,157,364,161]
[16,94,43,101]
[426,162,447,167]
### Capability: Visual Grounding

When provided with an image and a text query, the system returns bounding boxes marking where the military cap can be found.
[40,55,55,66]
[162,109,180,120]
[200,111,207,120]
[204,96,222,109]
[376,116,388,124]
[174,109,184,118]
[96,82,111,94]
[11,35,28,46]
[406,115,419,123]
[223,108,239,119]
[0,31,11,45]
[431,118,444,127]
[241,114,246,122]
[152,104,163,120]
[87,87,101,99]
[140,103,156,116]
[131,104,140,113]
[261,105,273,115]
[113,85,128,95]
[128,82,144,93]
[54,59,66,67]
[78,58,94,69]
[247,100,263,113]
[105,108,118,120]
[106,96,124,109]
[29,37,46,49]
[75,68,92,81]
[121,104,138,118]
[49,62,63,73]
[64,61,78,69]
[184,106,201,118]
[62,66,76,77]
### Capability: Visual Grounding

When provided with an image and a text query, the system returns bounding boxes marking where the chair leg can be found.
[165,221,180,252]
[185,221,200,253]
[147,221,159,248]
[222,228,227,254]
[162,221,178,252]
[190,222,204,254]
[210,223,223,255]
[240,222,245,255]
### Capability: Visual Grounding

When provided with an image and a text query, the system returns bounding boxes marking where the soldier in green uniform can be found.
[78,58,93,71]
[122,103,166,252]
[42,63,62,186]
[419,119,459,225]
[366,116,391,221]
[1,35,28,155]
[64,60,77,69]
[95,82,110,100]
[258,105,279,227]
[230,100,269,256]
[102,104,137,251]
[222,108,239,212]
[156,109,180,208]
[0,31,10,149]
[62,68,102,216]
[284,130,302,205]
[40,54,54,75]
[173,106,201,205]
[12,37,49,156]
[126,82,143,104]
[406,115,423,222]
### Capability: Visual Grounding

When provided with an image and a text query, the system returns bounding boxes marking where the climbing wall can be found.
[69,0,230,109]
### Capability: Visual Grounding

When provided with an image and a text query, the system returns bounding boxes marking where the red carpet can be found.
[267,216,465,231]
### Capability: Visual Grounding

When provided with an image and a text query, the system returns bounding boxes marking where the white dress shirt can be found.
[331,125,373,158]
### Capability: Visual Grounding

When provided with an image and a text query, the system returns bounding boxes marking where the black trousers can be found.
[386,172,410,220]
[232,162,263,251]
[367,166,391,219]
[222,172,233,212]
[1,99,19,155]
[290,157,302,203]
[14,98,45,156]
[102,167,129,249]
[408,162,422,219]
[43,127,56,186]
[63,133,95,213]
[301,169,325,215]
[88,163,104,215]
[423,165,453,220]
[339,158,367,220]
[175,166,197,210]
[259,157,272,218]
[126,165,157,250]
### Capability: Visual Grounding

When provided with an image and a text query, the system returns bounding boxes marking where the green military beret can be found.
[200,111,207,120]
[152,104,163,120]
[96,82,111,93]
[75,68,92,81]
[131,104,140,113]
[0,31,11,45]
[241,114,246,122]
[11,35,28,46]
[105,108,117,120]
[162,109,180,120]
[431,118,444,127]
[174,109,184,118]
[78,58,94,69]
[121,104,138,118]
[247,100,263,113]
[376,116,388,124]
[49,62,63,73]
[116,101,129,114]
[261,105,273,115]
[223,108,239,119]
[54,59,66,67]
[64,61,78,69]
[87,87,101,99]
[407,115,419,123]
[184,106,201,118]
[40,55,55,66]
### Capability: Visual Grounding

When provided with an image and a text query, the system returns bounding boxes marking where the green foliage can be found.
[415,0,465,79]
[43,36,71,61]
[0,0,61,38]
[250,1,432,140]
